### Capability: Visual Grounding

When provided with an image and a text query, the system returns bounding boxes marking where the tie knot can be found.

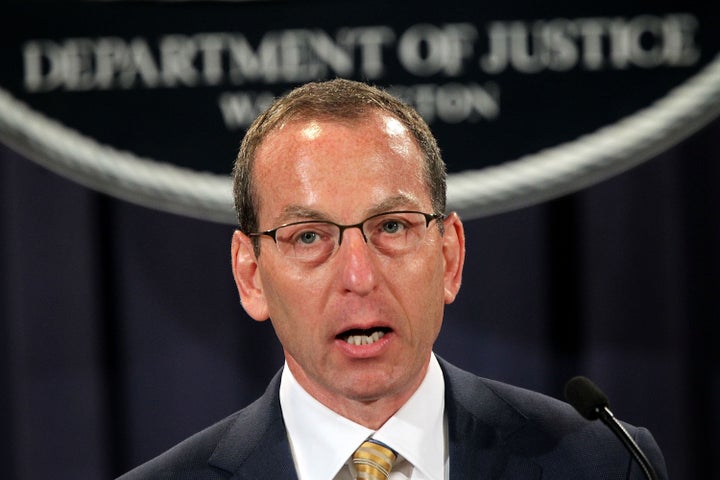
[352,439,397,480]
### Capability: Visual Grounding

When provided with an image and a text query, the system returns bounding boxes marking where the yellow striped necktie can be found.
[352,439,397,480]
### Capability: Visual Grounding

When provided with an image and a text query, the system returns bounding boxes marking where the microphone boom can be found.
[564,376,658,480]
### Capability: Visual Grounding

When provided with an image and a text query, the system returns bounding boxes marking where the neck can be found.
[323,393,412,430]
[286,357,429,430]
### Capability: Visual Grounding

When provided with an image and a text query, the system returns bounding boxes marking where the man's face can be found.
[232,111,464,420]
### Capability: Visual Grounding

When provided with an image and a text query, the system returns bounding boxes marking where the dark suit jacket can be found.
[117,359,668,479]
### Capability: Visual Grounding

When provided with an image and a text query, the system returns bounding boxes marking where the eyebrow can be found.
[367,194,423,216]
[275,206,329,225]
[274,194,424,225]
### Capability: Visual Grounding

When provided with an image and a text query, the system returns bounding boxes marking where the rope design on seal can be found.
[0,89,234,224]
[448,53,720,219]
[1,53,720,224]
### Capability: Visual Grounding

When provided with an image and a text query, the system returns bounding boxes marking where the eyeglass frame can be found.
[248,210,446,260]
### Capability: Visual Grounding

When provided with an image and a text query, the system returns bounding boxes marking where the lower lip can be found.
[334,332,392,358]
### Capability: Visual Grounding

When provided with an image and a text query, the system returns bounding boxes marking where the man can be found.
[119,79,667,479]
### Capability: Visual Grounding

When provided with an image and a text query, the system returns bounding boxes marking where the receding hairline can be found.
[255,108,419,152]
[253,104,404,144]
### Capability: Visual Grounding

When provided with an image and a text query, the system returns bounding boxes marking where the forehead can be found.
[252,112,430,222]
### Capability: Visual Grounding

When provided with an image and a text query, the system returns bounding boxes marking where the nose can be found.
[337,227,377,296]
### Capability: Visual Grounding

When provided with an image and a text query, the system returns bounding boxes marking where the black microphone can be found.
[564,376,658,480]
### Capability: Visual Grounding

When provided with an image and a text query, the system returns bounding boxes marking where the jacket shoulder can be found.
[438,359,668,479]
[116,371,285,480]
[115,411,242,480]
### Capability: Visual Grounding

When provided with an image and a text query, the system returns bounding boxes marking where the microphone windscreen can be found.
[564,376,610,420]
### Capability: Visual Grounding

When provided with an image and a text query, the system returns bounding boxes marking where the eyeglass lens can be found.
[273,211,435,263]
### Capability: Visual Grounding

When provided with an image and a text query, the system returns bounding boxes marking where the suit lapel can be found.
[439,359,542,480]
[205,360,542,479]
[208,369,298,480]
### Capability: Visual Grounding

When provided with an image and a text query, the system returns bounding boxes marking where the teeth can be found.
[345,330,385,345]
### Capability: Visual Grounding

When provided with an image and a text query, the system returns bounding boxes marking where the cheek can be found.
[391,252,447,322]
[260,264,327,325]
[401,247,447,292]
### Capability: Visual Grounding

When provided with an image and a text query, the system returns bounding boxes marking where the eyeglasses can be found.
[249,210,445,264]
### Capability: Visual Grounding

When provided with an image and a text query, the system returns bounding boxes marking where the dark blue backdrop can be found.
[2,115,718,479]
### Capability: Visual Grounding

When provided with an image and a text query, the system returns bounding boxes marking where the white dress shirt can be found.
[279,353,448,480]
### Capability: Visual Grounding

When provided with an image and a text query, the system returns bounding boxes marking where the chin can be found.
[339,373,410,403]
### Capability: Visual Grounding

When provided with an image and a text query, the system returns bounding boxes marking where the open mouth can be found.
[338,327,391,346]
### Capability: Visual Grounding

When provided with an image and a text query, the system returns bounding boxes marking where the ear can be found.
[441,212,466,304]
[231,230,270,322]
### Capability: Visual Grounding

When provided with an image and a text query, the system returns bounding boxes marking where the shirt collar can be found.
[280,366,373,480]
[279,354,446,480]
[374,354,445,479]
